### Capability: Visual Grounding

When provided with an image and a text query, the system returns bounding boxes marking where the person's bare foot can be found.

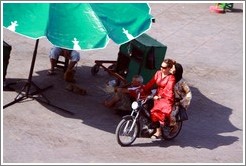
[47,69,55,76]
[104,101,112,108]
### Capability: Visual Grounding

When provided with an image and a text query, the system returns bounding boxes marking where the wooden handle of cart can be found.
[94,60,128,85]
[107,70,128,85]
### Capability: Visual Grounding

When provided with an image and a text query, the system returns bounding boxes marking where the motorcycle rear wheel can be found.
[115,118,140,146]
[162,121,182,140]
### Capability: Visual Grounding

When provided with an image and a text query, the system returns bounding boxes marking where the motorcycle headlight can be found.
[131,101,139,109]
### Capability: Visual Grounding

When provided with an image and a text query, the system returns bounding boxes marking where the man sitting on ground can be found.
[104,75,147,112]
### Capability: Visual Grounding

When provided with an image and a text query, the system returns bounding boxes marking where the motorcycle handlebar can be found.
[135,90,154,104]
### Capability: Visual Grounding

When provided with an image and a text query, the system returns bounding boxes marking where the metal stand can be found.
[3,39,73,115]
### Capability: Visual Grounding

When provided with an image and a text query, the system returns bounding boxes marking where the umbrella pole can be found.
[3,39,74,115]
[26,38,40,94]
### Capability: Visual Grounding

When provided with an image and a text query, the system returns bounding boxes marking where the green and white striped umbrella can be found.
[3,3,153,50]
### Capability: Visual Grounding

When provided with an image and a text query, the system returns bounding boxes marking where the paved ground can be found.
[2,2,244,165]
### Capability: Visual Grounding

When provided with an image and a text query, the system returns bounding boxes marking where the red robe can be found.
[144,70,175,125]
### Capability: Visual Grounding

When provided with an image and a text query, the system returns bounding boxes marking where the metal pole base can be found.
[3,81,74,115]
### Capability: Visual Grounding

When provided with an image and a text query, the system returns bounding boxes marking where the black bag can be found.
[176,105,188,122]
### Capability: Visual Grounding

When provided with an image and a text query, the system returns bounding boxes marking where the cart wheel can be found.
[91,64,100,76]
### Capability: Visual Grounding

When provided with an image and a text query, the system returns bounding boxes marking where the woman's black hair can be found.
[163,58,175,68]
[174,63,183,83]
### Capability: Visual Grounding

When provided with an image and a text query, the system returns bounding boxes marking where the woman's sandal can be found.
[151,134,162,139]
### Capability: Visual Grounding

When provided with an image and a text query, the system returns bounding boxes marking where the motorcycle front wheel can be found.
[162,121,182,140]
[115,118,140,146]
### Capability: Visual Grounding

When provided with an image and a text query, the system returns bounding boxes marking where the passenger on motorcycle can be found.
[170,63,192,126]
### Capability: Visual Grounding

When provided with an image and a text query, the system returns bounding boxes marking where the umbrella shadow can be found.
[130,87,240,150]
[4,68,240,150]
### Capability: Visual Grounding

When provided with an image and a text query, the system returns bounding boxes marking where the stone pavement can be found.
[2,2,244,164]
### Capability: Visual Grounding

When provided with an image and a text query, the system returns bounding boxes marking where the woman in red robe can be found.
[144,58,176,138]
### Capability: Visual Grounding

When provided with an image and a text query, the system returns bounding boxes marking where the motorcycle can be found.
[115,90,184,146]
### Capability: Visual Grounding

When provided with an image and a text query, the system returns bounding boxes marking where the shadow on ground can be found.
[132,87,239,149]
[3,66,240,150]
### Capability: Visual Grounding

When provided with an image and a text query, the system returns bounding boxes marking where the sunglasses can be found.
[161,66,168,69]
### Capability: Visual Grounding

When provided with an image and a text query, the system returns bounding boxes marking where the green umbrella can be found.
[3,3,153,113]
[3,3,153,50]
